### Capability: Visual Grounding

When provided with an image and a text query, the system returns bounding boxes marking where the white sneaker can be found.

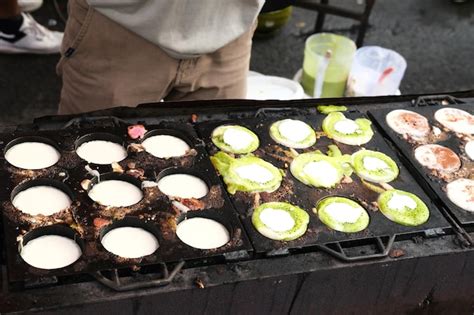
[0,13,63,54]
[18,0,44,13]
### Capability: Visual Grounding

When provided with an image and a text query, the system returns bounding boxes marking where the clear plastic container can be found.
[346,46,407,97]
[301,33,356,98]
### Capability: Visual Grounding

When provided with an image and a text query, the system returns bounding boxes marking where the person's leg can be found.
[57,0,179,115]
[164,23,256,101]
[0,0,62,54]
[0,0,20,18]
[0,0,21,34]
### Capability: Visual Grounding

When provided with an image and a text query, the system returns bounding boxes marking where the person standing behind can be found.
[57,0,265,115]
[0,0,63,54]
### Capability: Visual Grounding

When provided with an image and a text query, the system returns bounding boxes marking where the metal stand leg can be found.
[314,0,329,33]
[295,0,377,47]
[356,0,376,47]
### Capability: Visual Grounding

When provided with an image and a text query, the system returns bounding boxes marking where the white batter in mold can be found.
[158,174,208,199]
[20,235,82,269]
[13,186,71,216]
[88,180,143,207]
[101,227,159,258]
[176,217,230,249]
[76,140,127,165]
[5,142,60,169]
[142,135,190,158]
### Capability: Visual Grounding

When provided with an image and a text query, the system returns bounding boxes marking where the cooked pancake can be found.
[446,178,474,212]
[414,144,461,173]
[386,109,431,138]
[434,107,474,135]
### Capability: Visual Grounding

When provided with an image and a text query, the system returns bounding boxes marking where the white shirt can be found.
[87,0,264,59]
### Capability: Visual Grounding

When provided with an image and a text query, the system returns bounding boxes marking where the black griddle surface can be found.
[0,120,251,282]
[197,111,451,255]
[368,104,474,226]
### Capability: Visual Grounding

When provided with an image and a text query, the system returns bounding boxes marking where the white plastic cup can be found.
[346,46,407,97]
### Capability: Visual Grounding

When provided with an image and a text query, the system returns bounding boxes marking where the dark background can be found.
[0,0,473,125]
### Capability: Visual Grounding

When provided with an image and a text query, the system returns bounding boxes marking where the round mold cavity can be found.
[88,173,143,207]
[75,133,127,165]
[11,179,74,216]
[19,225,84,270]
[141,129,193,159]
[156,167,210,199]
[4,136,61,170]
[100,217,160,259]
[176,212,231,250]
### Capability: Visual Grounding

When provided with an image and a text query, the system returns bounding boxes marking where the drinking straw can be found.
[313,49,332,98]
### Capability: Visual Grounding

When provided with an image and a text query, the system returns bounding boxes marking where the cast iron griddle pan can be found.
[368,104,473,226]
[0,120,252,283]
[198,111,451,260]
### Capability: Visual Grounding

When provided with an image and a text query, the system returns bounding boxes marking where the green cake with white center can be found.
[269,119,316,149]
[322,112,374,146]
[377,189,429,226]
[351,149,399,183]
[252,202,310,241]
[290,152,344,188]
[211,125,259,154]
[211,152,282,194]
[316,197,370,233]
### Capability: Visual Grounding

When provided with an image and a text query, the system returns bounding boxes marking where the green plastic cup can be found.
[301,33,356,98]
[256,6,293,35]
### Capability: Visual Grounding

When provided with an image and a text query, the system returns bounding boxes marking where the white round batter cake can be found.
[176,217,230,249]
[88,180,143,207]
[13,185,72,216]
[101,226,159,258]
[157,174,208,199]
[142,135,190,158]
[20,235,82,269]
[76,140,127,165]
[5,142,60,169]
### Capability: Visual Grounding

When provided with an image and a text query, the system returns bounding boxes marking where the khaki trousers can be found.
[57,0,254,115]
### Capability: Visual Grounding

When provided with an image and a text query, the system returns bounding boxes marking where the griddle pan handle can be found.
[60,116,129,129]
[414,95,465,107]
[316,235,396,262]
[92,261,185,292]
[254,107,306,118]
